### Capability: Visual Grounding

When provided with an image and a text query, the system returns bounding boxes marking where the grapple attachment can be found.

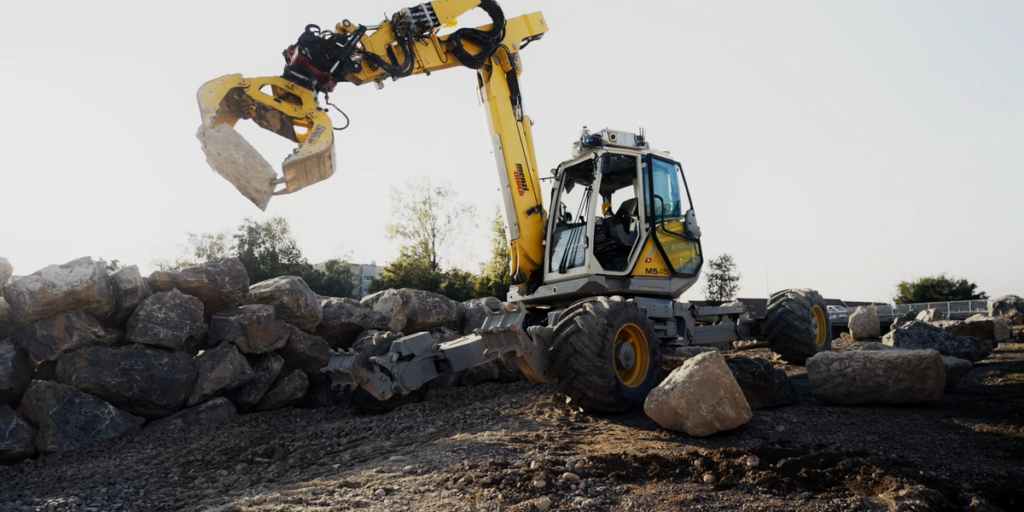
[196,74,336,209]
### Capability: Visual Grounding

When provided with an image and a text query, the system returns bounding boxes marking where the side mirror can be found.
[684,209,701,239]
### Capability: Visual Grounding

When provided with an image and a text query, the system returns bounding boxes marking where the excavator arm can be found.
[197,0,548,290]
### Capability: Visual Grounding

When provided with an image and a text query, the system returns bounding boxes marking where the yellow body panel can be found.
[631,236,672,278]
[631,220,701,278]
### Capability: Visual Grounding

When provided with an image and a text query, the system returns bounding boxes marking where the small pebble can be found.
[582,498,599,508]
[480,476,494,485]
[720,475,736,486]
[374,489,386,498]
[745,456,760,468]
[402,465,415,473]
[534,496,552,511]
[561,472,581,483]
[455,478,468,490]
[530,461,541,469]
[389,456,410,463]
[702,473,716,484]
[533,479,547,488]
[775,425,786,432]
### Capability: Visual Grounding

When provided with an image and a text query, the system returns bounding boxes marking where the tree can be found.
[442,268,479,302]
[475,208,512,299]
[703,254,741,304]
[894,274,987,304]
[386,179,477,272]
[369,242,445,294]
[152,231,232,270]
[233,217,307,283]
[303,259,357,298]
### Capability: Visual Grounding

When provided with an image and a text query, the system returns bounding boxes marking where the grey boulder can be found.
[126,289,206,351]
[0,404,36,464]
[278,325,331,380]
[883,326,993,363]
[145,397,237,433]
[890,309,919,331]
[316,297,389,349]
[373,289,460,334]
[940,315,1012,343]
[3,257,115,324]
[18,380,141,454]
[941,356,972,389]
[248,276,322,332]
[724,356,797,409]
[255,370,308,411]
[460,360,500,387]
[644,351,752,436]
[807,350,945,405]
[14,311,121,362]
[0,339,30,405]
[848,306,881,340]
[209,305,289,354]
[230,352,284,411]
[55,344,197,419]
[187,343,254,406]
[461,296,500,335]
[988,295,1024,325]
[107,265,152,326]
[148,259,249,316]
[0,298,20,341]
[916,309,946,323]
[0,257,11,293]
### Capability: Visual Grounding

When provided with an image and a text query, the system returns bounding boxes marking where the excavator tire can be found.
[550,296,662,414]
[350,387,427,415]
[765,288,832,365]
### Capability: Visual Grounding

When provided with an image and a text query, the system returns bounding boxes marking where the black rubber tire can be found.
[765,288,832,365]
[350,386,427,415]
[550,296,662,413]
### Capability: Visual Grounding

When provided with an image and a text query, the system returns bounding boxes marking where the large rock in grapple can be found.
[278,325,331,380]
[255,370,308,412]
[461,296,501,336]
[18,380,141,454]
[644,351,752,437]
[883,325,993,363]
[0,339,31,405]
[55,344,197,419]
[316,297,389,349]
[3,257,115,324]
[807,350,945,405]
[230,352,284,411]
[187,343,254,406]
[209,305,289,354]
[248,276,322,332]
[724,356,797,409]
[126,289,206,351]
[988,295,1024,326]
[107,265,152,326]
[14,311,121,362]
[0,404,36,464]
[148,259,249,316]
[848,306,881,340]
[145,397,237,433]
[373,289,460,334]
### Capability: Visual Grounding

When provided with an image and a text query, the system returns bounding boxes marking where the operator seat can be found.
[611,198,638,247]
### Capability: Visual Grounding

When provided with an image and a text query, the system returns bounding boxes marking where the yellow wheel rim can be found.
[613,323,650,388]
[811,304,827,347]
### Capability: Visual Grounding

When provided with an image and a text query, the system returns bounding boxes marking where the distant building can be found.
[350,263,384,298]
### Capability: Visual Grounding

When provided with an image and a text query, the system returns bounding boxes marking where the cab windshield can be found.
[643,155,702,276]
[646,157,690,221]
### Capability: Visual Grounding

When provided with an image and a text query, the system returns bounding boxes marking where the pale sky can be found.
[1,1,1021,303]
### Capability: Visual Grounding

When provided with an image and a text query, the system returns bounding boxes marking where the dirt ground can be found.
[1,342,1022,512]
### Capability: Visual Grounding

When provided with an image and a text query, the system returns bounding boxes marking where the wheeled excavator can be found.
[196,0,831,413]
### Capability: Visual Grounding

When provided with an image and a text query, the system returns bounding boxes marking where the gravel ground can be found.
[1,342,1021,512]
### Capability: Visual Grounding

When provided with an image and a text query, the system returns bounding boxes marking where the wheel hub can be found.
[615,340,636,370]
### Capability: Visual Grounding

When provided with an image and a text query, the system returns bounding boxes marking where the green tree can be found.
[304,259,357,298]
[386,179,477,272]
[703,254,741,304]
[475,208,512,299]
[442,268,479,302]
[894,274,987,304]
[153,231,232,270]
[233,217,307,283]
[369,243,444,294]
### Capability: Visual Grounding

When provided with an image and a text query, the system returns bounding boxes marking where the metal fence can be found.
[829,300,990,324]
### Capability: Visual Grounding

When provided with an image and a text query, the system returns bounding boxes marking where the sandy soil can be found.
[1,342,1021,512]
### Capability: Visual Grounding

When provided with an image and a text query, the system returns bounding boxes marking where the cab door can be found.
[633,155,703,278]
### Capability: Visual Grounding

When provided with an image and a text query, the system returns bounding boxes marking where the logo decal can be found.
[307,125,326,144]
[514,163,529,196]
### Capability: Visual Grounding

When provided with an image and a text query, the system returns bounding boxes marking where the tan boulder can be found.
[644,351,752,436]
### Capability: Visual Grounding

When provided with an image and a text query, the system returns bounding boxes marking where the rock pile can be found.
[0,256,521,465]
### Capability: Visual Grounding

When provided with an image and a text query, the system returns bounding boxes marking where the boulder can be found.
[209,305,289,354]
[249,276,322,332]
[940,315,1011,343]
[0,257,12,292]
[255,370,308,411]
[148,259,249,316]
[360,291,384,308]
[883,327,993,363]
[278,325,331,380]
[941,356,972,389]
[3,257,115,324]
[373,289,460,334]
[724,356,797,409]
[18,380,141,453]
[807,350,945,405]
[13,311,121,362]
[644,351,752,436]
[107,265,152,326]
[0,298,19,340]
[890,309,919,331]
[733,339,768,351]
[916,309,946,323]
[674,346,720,358]
[0,339,31,405]
[230,353,284,411]
[301,380,348,409]
[0,404,36,464]
[461,297,501,336]
[55,344,196,419]
[196,123,277,211]
[859,342,896,351]
[187,343,254,406]
[126,289,206,351]
[848,306,881,340]
[495,354,524,383]
[988,295,1024,325]
[460,361,500,387]
[316,297,389,349]
[145,397,237,433]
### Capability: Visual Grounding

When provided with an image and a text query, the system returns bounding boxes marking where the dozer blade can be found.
[196,74,336,209]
